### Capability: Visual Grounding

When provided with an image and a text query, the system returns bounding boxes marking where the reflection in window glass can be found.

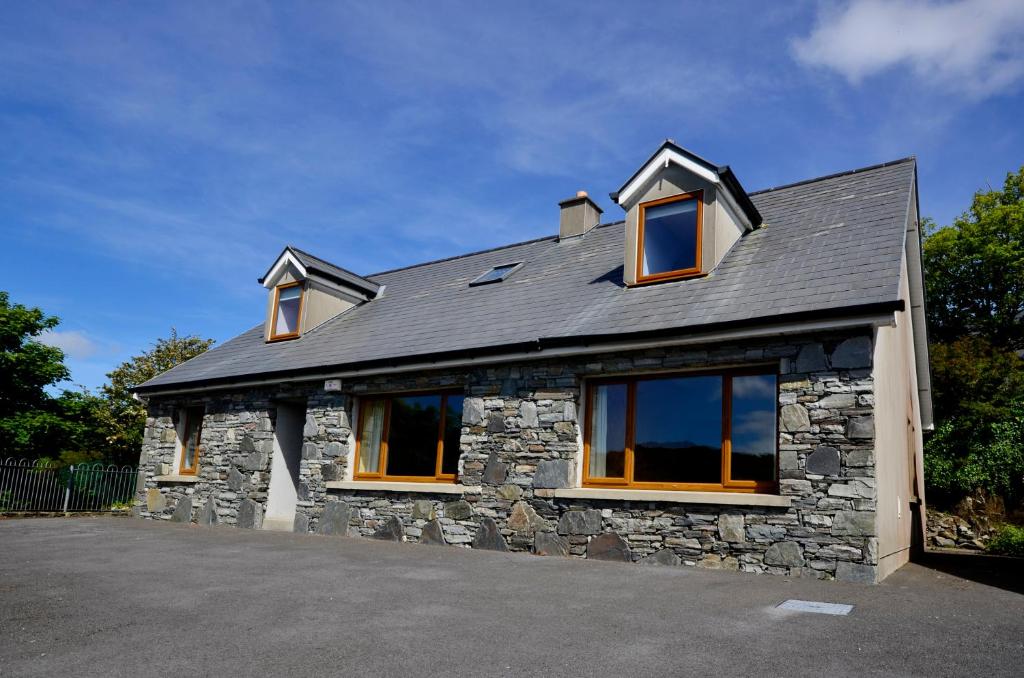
[730,375,777,481]
[274,285,302,336]
[358,400,386,474]
[472,263,519,285]
[641,197,699,276]
[386,395,443,477]
[181,408,203,473]
[588,383,627,479]
[633,376,721,484]
[441,395,465,476]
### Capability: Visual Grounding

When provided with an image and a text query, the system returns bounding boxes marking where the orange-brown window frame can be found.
[269,280,305,341]
[582,368,778,494]
[178,407,204,476]
[635,190,704,285]
[353,390,462,484]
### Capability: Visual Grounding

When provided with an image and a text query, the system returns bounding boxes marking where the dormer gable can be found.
[258,246,380,342]
[611,140,762,286]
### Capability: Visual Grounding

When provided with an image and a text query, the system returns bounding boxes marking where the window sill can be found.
[153,474,201,484]
[551,487,792,508]
[326,480,479,495]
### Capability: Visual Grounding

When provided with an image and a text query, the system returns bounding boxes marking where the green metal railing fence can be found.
[0,458,139,513]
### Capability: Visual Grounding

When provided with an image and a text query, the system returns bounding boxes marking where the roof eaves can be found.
[717,165,762,227]
[133,300,904,396]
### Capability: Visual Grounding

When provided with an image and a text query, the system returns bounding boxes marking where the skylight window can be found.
[469,262,522,286]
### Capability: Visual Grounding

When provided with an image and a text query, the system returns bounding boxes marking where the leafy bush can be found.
[924,400,1024,507]
[987,524,1024,557]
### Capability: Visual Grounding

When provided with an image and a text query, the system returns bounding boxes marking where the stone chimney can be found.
[558,190,603,240]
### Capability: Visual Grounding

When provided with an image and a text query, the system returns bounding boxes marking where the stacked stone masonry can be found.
[135,331,879,582]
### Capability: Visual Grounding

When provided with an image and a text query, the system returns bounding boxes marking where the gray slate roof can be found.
[139,158,916,392]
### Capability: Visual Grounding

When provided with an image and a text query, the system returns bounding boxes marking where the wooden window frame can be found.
[178,407,204,476]
[269,280,305,341]
[582,368,778,494]
[635,190,704,285]
[353,390,463,484]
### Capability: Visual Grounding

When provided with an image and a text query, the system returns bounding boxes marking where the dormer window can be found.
[637,191,702,283]
[270,281,304,340]
[260,246,381,343]
[613,141,762,287]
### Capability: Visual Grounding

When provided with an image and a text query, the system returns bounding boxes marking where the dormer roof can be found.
[259,245,381,299]
[611,140,762,229]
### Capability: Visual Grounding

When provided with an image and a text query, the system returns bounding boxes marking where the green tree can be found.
[0,291,71,458]
[923,167,1024,351]
[929,336,1024,425]
[0,291,68,416]
[922,167,1024,507]
[101,329,214,465]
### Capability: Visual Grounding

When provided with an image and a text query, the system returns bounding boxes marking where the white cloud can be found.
[792,0,1024,97]
[732,375,777,399]
[38,330,100,359]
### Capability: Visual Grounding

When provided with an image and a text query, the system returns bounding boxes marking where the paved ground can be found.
[1,518,1022,678]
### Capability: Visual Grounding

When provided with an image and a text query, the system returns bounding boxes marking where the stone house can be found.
[134,140,932,583]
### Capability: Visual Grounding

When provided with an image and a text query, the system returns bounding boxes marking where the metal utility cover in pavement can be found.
[777,599,853,616]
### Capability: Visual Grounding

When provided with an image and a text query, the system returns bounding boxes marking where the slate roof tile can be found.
[139,158,915,391]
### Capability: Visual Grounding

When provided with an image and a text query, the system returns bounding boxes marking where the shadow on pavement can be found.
[915,549,1024,595]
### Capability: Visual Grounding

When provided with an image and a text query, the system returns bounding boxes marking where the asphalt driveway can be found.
[1,518,1021,677]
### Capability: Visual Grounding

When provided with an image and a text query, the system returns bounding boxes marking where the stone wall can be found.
[136,330,880,582]
[137,388,346,531]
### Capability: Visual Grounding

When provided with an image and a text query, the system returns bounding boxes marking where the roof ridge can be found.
[748,156,916,196]
[367,221,629,278]
[288,244,345,270]
[364,232,552,278]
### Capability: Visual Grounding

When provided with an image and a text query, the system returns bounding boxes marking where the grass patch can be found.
[986,524,1024,557]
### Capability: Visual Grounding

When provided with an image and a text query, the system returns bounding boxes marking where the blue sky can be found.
[2,0,1022,391]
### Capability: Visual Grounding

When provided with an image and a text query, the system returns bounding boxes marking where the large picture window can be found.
[636,191,702,283]
[584,370,777,492]
[355,392,464,482]
[178,407,204,476]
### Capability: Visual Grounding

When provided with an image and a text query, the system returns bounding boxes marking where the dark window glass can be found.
[471,263,520,285]
[730,375,777,482]
[641,197,699,276]
[386,395,442,477]
[588,383,627,479]
[633,376,721,483]
[441,395,464,476]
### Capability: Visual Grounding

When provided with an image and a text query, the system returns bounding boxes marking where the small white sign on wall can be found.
[324,379,342,392]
